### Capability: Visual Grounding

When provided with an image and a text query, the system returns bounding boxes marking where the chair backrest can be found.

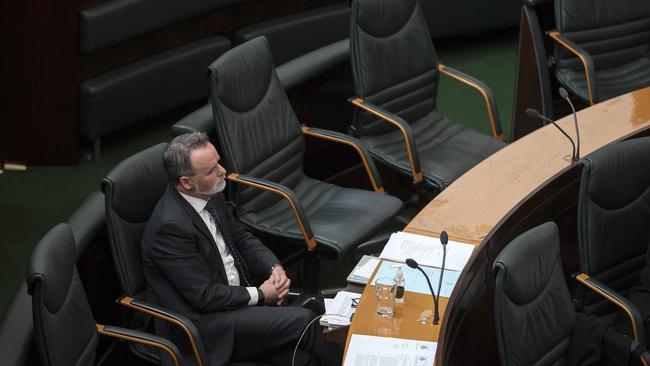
[493,222,576,366]
[554,0,650,72]
[577,136,650,314]
[102,143,168,299]
[28,223,98,366]
[208,36,305,216]
[350,0,439,136]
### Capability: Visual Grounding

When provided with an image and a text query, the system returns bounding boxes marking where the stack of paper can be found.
[379,232,475,271]
[320,291,362,328]
[371,261,461,298]
[346,255,380,284]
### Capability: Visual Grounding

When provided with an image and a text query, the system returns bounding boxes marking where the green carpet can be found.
[0,30,517,315]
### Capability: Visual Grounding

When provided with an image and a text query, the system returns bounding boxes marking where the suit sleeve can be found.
[218,196,279,281]
[150,219,252,312]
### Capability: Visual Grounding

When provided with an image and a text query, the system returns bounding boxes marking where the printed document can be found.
[379,232,475,271]
[343,334,437,366]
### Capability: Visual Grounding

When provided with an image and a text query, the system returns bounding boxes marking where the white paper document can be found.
[343,334,437,366]
[379,232,475,271]
[322,291,361,327]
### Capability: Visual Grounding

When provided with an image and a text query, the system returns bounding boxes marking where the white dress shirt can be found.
[179,192,258,306]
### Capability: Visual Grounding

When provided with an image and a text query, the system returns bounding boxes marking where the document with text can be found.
[343,334,437,366]
[379,232,475,271]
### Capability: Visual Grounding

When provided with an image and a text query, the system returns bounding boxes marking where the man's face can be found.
[184,143,227,200]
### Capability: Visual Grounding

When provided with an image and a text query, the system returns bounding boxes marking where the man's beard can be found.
[192,179,226,197]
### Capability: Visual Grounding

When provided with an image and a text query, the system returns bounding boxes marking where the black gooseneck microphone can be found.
[405,257,439,324]
[559,87,581,161]
[435,231,448,324]
[525,108,578,163]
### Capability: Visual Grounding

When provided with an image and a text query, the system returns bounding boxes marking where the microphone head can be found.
[559,87,569,99]
[440,231,448,246]
[525,108,540,118]
[405,258,419,269]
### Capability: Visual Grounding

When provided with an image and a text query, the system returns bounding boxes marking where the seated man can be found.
[142,132,340,366]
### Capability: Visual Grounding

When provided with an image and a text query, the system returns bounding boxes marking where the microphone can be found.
[406,258,440,325]
[435,231,448,325]
[559,87,581,161]
[525,108,578,163]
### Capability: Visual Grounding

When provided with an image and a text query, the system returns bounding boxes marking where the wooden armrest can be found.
[348,97,423,184]
[575,273,646,344]
[438,63,505,140]
[119,296,207,366]
[96,324,182,366]
[547,30,597,104]
[227,173,317,250]
[302,125,384,193]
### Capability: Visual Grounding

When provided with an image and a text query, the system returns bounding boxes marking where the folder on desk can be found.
[346,255,380,284]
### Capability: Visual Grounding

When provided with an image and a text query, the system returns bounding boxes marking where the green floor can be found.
[0,30,518,315]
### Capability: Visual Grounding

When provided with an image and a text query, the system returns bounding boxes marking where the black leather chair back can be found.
[554,0,650,102]
[208,36,306,216]
[102,143,168,299]
[28,223,98,366]
[493,222,576,366]
[555,0,650,71]
[577,136,650,314]
[350,0,439,136]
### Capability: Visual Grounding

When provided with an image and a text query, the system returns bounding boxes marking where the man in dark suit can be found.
[142,132,339,366]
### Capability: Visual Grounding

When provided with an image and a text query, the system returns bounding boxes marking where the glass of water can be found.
[375,277,397,316]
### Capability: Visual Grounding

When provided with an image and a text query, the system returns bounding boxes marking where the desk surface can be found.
[344,87,650,365]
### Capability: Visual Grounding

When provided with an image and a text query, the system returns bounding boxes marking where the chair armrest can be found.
[438,63,505,140]
[96,324,182,366]
[348,97,423,184]
[227,173,317,250]
[301,126,385,193]
[575,273,646,344]
[547,30,598,105]
[119,296,208,366]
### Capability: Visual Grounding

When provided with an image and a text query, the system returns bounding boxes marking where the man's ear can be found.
[179,176,193,191]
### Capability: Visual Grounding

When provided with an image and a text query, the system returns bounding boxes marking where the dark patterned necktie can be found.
[204,198,250,286]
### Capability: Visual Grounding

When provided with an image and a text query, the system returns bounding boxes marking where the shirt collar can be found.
[179,191,209,214]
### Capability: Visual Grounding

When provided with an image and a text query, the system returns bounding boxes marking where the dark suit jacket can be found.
[141,185,279,365]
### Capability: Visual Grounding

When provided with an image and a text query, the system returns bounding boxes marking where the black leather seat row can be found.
[80,36,231,159]
[171,3,352,138]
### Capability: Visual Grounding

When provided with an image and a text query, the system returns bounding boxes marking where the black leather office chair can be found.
[27,222,207,366]
[494,222,648,366]
[349,0,506,193]
[208,36,403,293]
[102,143,170,363]
[576,137,650,317]
[548,0,650,105]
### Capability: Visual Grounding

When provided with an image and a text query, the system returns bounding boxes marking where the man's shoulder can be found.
[146,189,191,231]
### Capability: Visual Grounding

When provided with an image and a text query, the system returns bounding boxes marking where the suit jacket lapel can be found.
[167,186,226,276]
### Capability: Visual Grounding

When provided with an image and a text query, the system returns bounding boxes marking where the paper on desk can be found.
[379,232,475,271]
[323,291,361,326]
[371,261,460,298]
[343,334,437,366]
[356,257,380,279]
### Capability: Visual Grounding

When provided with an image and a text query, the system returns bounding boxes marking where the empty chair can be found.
[27,222,194,366]
[576,136,650,316]
[208,36,404,293]
[494,222,648,366]
[349,0,506,192]
[548,0,650,104]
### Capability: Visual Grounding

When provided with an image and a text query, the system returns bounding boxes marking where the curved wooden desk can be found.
[344,87,650,365]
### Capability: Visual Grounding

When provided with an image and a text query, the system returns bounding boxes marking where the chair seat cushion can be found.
[239,176,403,257]
[556,57,650,103]
[362,111,505,189]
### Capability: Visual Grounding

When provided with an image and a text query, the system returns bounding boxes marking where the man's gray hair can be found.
[163,132,210,185]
